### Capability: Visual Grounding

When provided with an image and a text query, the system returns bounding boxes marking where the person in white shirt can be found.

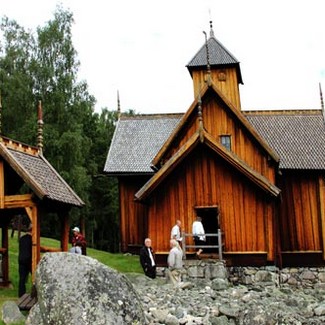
[192,216,206,257]
[170,220,182,245]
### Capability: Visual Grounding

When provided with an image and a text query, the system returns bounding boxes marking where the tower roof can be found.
[186,24,243,84]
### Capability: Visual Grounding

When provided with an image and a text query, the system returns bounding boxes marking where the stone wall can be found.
[157,259,325,289]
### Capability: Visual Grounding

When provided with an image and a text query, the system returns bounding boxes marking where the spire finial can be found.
[37,100,44,155]
[117,90,121,119]
[209,20,214,37]
[320,82,324,111]
[203,31,212,86]
[320,83,325,123]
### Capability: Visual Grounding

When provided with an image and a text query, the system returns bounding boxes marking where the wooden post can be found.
[1,221,9,285]
[60,211,70,252]
[182,231,186,260]
[218,229,223,260]
[25,206,39,282]
[0,161,4,209]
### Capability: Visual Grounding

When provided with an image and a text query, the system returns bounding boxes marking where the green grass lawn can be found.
[0,233,143,324]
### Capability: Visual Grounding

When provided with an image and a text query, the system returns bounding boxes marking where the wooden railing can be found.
[181,229,223,260]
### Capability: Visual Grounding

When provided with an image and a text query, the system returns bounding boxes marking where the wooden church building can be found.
[0,101,84,286]
[104,23,325,267]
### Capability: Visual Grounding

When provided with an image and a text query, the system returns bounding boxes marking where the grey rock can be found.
[151,308,169,323]
[10,258,325,325]
[301,270,316,280]
[207,263,228,279]
[210,315,229,325]
[318,272,325,282]
[211,278,229,291]
[25,304,42,325]
[174,306,187,318]
[254,270,272,282]
[27,252,145,325]
[1,301,25,325]
[219,304,240,318]
[314,304,325,316]
[187,265,205,278]
[165,313,179,325]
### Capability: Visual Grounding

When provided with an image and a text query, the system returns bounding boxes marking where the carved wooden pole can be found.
[37,100,44,155]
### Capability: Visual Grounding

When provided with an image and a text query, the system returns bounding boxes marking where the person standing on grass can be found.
[71,226,87,255]
[18,223,32,297]
[139,238,156,279]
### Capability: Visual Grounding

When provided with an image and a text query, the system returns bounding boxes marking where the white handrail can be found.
[181,229,223,260]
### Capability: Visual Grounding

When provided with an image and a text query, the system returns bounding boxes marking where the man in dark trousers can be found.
[139,238,156,279]
[18,223,32,297]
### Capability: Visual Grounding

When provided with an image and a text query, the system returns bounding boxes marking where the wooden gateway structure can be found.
[104,23,325,267]
[0,102,84,286]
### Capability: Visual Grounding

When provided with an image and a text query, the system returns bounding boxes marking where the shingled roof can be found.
[245,110,325,170]
[186,28,243,84]
[0,138,84,207]
[104,114,182,174]
[105,110,325,174]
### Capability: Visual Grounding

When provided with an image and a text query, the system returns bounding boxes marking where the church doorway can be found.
[194,205,219,253]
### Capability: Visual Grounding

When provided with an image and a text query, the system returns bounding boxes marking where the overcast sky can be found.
[1,0,325,114]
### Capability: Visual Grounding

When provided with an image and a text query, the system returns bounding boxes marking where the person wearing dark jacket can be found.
[139,238,156,279]
[18,223,32,297]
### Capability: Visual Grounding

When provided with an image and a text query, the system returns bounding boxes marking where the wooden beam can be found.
[40,246,62,253]
[0,161,4,208]
[25,206,39,282]
[4,194,35,209]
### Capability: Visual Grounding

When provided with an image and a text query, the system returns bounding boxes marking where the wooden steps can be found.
[17,293,37,311]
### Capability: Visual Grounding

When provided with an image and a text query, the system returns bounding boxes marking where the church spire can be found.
[186,21,243,109]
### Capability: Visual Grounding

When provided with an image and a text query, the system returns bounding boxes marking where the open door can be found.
[194,205,219,253]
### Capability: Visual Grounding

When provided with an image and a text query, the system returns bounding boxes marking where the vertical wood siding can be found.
[191,68,241,109]
[159,92,276,186]
[319,176,325,259]
[147,147,276,260]
[202,94,276,183]
[279,171,322,252]
[119,176,150,251]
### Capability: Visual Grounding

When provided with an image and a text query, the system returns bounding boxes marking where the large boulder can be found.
[26,252,145,325]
